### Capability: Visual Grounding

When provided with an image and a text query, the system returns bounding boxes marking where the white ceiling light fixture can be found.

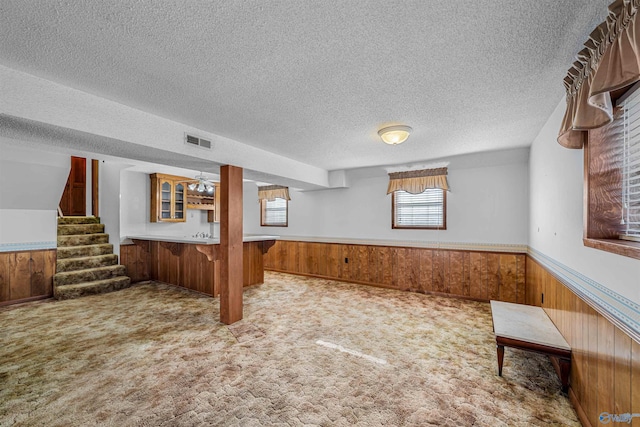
[378,125,412,145]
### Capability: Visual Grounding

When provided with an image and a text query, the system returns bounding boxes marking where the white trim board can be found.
[528,247,640,343]
[0,241,57,252]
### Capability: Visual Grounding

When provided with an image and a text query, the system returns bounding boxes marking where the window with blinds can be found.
[260,198,288,227]
[621,89,640,241]
[392,188,446,229]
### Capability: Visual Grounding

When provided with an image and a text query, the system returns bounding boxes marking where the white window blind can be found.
[393,189,444,228]
[262,198,288,226]
[622,89,640,241]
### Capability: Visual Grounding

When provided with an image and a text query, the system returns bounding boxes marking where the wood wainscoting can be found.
[263,240,526,302]
[0,249,56,306]
[120,240,267,297]
[527,256,640,427]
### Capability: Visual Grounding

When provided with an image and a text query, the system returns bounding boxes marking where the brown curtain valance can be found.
[559,0,640,149]
[258,185,291,201]
[386,167,449,195]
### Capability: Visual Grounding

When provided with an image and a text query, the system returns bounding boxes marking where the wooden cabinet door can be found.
[150,174,187,222]
[159,180,173,220]
[59,156,86,216]
[173,182,185,220]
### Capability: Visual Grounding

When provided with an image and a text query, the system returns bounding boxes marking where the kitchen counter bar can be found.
[122,235,277,297]
[125,234,279,245]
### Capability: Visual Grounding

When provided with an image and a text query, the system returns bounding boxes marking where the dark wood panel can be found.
[10,252,31,300]
[462,252,471,297]
[297,242,310,275]
[150,241,159,280]
[393,247,407,290]
[0,249,55,305]
[326,243,342,279]
[285,241,299,273]
[180,244,198,293]
[614,327,632,417]
[357,245,370,284]
[570,295,584,409]
[123,240,265,298]
[30,250,45,296]
[134,241,150,282]
[242,242,264,287]
[449,251,464,296]
[349,245,362,283]
[470,252,487,300]
[597,315,615,417]
[432,250,445,293]
[418,249,433,293]
[525,257,542,306]
[314,243,328,277]
[44,250,55,297]
[487,254,500,301]
[586,304,600,425]
[406,248,421,293]
[0,252,11,302]
[380,246,393,287]
[632,340,640,427]
[264,240,527,303]
[499,254,517,303]
[516,256,526,304]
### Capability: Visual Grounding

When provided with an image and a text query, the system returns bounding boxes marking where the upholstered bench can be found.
[490,300,571,392]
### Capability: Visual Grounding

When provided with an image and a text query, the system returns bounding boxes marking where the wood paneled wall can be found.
[120,241,266,296]
[527,256,640,427]
[0,249,56,306]
[264,240,526,302]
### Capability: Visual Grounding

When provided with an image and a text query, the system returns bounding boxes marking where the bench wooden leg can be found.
[549,355,571,393]
[497,344,504,376]
[559,357,570,393]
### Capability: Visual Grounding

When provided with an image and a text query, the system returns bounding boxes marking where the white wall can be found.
[529,99,640,304]
[100,161,128,256]
[0,141,69,249]
[245,151,530,246]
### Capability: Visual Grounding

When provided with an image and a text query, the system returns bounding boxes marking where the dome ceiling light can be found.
[378,125,412,145]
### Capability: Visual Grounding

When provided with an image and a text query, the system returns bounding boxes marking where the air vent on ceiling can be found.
[185,133,212,149]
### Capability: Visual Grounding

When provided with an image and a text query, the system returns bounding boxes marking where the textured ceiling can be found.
[0,0,611,171]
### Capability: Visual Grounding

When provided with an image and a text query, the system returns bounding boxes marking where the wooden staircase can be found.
[54,217,131,300]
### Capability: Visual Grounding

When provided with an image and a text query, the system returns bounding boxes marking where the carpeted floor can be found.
[0,272,579,426]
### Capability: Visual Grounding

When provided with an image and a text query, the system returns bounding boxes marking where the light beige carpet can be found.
[0,272,579,426]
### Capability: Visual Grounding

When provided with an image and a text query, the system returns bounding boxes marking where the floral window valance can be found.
[559,0,640,149]
[386,167,449,195]
[258,185,291,201]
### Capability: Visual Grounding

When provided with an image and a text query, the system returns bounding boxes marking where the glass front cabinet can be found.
[150,173,186,222]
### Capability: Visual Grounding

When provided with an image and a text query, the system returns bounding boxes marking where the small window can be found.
[261,198,288,227]
[392,188,446,229]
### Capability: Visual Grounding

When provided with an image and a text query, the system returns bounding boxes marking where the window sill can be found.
[583,238,640,260]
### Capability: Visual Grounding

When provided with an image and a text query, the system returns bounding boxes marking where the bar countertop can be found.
[125,234,279,245]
